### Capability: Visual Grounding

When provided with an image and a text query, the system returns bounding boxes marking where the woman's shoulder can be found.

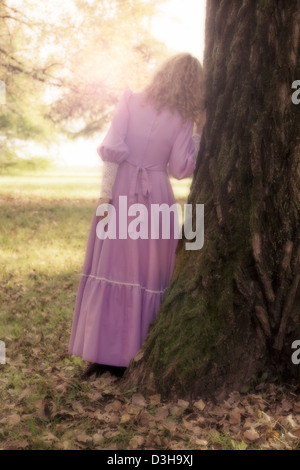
[123,89,153,112]
[120,88,133,103]
[125,88,146,101]
[120,88,146,108]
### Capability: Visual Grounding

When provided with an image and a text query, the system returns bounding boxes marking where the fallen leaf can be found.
[149,394,161,406]
[76,432,92,444]
[292,428,300,439]
[190,437,208,447]
[87,392,102,402]
[120,413,132,424]
[3,440,29,450]
[42,432,58,444]
[35,398,54,421]
[211,442,223,450]
[131,393,147,407]
[129,435,144,449]
[293,402,300,413]
[170,405,185,417]
[243,428,260,441]
[138,409,151,427]
[177,399,189,409]
[282,399,293,413]
[229,407,241,425]
[280,414,297,428]
[285,431,298,442]
[7,414,21,426]
[92,432,104,445]
[162,418,177,434]
[194,399,206,411]
[105,400,122,413]
[155,407,169,420]
[61,440,73,450]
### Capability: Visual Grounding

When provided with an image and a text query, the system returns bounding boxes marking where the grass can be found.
[2,167,296,451]
[0,166,192,450]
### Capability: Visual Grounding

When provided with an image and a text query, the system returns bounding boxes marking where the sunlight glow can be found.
[59,0,207,167]
[151,0,206,61]
[7,0,206,167]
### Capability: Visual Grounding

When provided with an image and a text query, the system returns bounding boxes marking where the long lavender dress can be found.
[68,89,197,367]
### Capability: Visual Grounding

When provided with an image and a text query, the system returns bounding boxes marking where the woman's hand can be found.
[195,108,206,134]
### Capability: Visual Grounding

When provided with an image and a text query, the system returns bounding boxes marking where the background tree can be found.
[0,0,168,170]
[125,0,300,400]
[0,0,57,169]
[46,0,169,136]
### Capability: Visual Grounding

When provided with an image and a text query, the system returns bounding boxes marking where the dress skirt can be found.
[68,162,179,367]
[68,88,197,367]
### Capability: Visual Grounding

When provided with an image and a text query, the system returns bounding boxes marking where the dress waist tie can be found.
[125,161,166,206]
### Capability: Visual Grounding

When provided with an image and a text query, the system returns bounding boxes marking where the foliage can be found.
[0,0,169,169]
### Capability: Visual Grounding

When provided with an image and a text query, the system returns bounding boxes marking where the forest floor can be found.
[0,168,299,450]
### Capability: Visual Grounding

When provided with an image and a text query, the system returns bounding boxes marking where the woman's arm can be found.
[99,161,118,200]
[192,133,201,156]
[168,120,197,179]
[195,108,206,135]
[96,161,118,222]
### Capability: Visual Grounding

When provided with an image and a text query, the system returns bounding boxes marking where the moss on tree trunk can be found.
[123,0,300,400]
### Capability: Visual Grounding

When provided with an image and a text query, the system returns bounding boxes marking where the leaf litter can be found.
[1,354,300,450]
[0,193,299,450]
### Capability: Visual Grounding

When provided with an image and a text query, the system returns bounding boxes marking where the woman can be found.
[68,53,206,378]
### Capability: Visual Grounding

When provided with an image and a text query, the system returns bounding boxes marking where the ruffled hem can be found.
[68,274,165,367]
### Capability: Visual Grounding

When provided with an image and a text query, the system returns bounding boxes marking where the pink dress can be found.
[68,89,198,367]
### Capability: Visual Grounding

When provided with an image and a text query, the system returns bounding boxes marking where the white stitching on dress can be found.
[81,273,168,294]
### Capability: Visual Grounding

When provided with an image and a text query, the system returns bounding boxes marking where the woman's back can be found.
[99,88,197,181]
[126,90,186,168]
[69,52,204,372]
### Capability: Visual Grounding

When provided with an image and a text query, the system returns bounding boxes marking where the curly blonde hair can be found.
[143,53,205,125]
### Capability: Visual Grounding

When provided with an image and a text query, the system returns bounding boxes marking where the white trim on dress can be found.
[81,273,168,295]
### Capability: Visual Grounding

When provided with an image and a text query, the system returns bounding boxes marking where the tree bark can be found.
[123,0,300,400]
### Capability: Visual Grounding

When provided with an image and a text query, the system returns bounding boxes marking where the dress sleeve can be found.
[97,88,132,164]
[99,161,119,199]
[168,119,200,179]
[192,133,201,156]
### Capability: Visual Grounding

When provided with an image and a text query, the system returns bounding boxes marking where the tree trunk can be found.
[123,0,300,400]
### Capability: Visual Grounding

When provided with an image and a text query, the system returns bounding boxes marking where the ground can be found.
[0,168,299,450]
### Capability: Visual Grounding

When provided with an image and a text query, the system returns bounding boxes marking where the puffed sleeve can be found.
[168,119,200,179]
[97,89,132,164]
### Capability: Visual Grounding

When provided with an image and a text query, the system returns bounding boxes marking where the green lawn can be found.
[0,167,193,450]
[1,167,297,451]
